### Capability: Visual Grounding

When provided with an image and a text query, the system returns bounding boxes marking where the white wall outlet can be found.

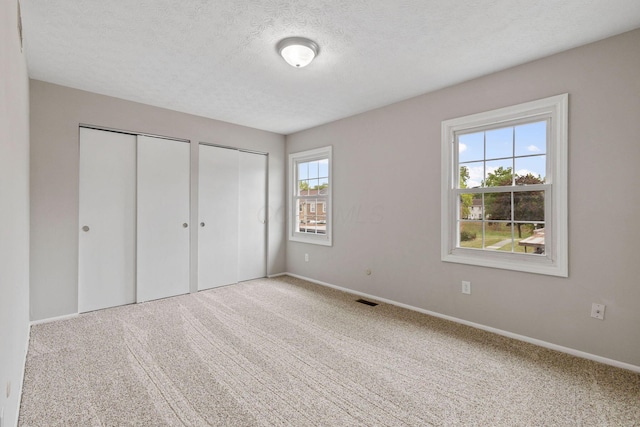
[591,303,605,320]
[461,281,471,294]
[304,253,309,262]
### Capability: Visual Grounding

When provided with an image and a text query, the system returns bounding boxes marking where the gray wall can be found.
[286,29,640,367]
[0,0,31,425]
[30,80,286,321]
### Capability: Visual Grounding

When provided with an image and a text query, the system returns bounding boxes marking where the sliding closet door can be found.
[137,135,190,302]
[78,128,136,313]
[198,145,239,290]
[238,151,267,281]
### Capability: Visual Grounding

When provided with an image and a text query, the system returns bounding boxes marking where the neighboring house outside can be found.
[298,188,327,234]
[468,198,483,220]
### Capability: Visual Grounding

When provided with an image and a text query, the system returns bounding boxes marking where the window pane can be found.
[514,191,544,222]
[515,156,546,184]
[459,166,469,189]
[317,200,327,224]
[515,121,546,157]
[319,159,329,178]
[318,177,329,195]
[308,161,319,179]
[315,211,326,234]
[486,127,513,160]
[312,198,326,234]
[459,193,479,220]
[496,237,515,252]
[516,155,547,185]
[459,221,481,248]
[298,163,308,180]
[296,198,329,235]
[302,222,317,234]
[484,192,511,221]
[516,225,545,255]
[460,161,483,188]
[484,222,512,250]
[298,179,310,196]
[299,199,315,233]
[459,132,484,163]
[484,161,512,187]
[459,193,470,220]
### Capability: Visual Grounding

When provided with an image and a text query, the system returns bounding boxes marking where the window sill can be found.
[290,233,332,246]
[442,248,567,277]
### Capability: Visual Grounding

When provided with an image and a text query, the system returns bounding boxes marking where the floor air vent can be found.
[356,299,378,307]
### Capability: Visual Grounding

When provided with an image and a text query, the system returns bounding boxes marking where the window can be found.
[289,146,332,246]
[441,94,568,276]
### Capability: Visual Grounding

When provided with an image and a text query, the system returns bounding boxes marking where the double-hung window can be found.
[289,146,332,246]
[441,94,568,276]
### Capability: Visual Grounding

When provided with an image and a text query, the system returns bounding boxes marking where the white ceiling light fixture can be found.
[277,37,319,68]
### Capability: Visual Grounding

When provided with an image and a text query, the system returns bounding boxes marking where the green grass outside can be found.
[459,222,535,253]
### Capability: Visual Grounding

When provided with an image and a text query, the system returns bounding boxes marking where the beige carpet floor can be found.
[19,276,640,426]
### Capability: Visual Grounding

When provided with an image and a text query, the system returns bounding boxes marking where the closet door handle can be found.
[82,225,90,232]
[200,222,205,227]
[183,223,188,228]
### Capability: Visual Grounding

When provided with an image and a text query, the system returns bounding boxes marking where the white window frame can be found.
[289,146,332,246]
[441,94,568,277]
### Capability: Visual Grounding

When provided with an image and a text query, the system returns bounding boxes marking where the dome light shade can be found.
[277,37,319,68]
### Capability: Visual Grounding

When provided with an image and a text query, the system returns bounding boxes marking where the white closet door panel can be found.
[198,145,239,290]
[238,151,267,281]
[137,135,190,302]
[78,128,136,313]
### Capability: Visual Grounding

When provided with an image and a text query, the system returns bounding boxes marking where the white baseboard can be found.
[267,272,288,278]
[30,312,78,326]
[284,273,640,374]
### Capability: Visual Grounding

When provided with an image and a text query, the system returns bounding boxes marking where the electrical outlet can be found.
[304,253,309,262]
[591,303,605,320]
[461,281,471,294]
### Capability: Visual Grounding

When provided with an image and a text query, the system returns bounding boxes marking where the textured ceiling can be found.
[20,0,640,134]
